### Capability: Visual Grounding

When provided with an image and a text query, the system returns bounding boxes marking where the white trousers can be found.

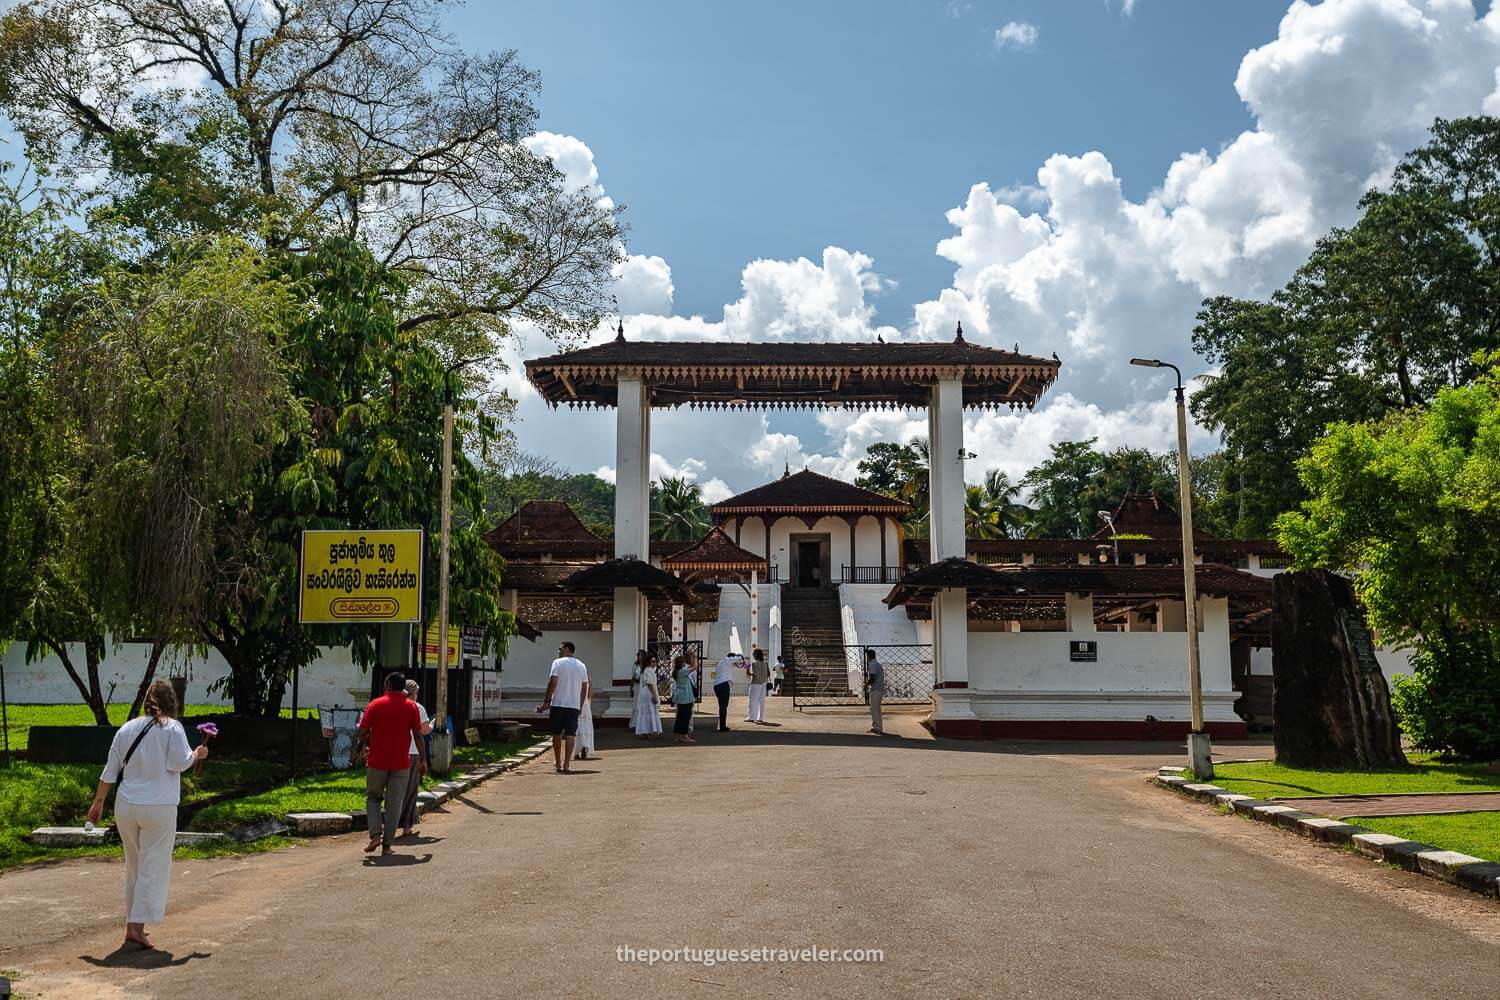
[116,798,178,924]
[745,683,767,722]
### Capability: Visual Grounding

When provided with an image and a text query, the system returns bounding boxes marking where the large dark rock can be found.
[1271,569,1406,768]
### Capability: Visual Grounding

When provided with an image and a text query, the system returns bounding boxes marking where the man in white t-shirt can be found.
[541,641,591,773]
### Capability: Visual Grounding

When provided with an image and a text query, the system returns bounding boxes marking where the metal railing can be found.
[839,565,903,584]
[786,641,934,708]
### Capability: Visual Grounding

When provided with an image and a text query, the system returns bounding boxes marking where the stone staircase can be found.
[780,585,855,697]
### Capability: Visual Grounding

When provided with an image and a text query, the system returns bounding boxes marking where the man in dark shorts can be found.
[541,641,591,773]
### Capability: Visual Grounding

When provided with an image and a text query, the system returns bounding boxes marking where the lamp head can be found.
[1096,510,1112,521]
[1130,357,1162,368]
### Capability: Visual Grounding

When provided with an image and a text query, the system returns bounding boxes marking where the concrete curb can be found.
[1153,766,1500,902]
[26,739,553,853]
[289,738,553,839]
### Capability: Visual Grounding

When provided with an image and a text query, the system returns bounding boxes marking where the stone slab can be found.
[1351,833,1435,871]
[1231,798,1274,815]
[1157,776,1189,789]
[1352,832,1409,860]
[1250,804,1299,823]
[1213,793,1254,807]
[1454,861,1500,896]
[29,827,111,848]
[286,812,352,836]
[230,819,289,843]
[175,831,230,848]
[1157,765,1188,776]
[1271,809,1318,832]
[1416,850,1486,882]
[1183,783,1227,799]
[1293,817,1370,845]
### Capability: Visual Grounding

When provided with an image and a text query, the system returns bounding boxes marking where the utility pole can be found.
[430,356,487,776]
[1131,357,1212,779]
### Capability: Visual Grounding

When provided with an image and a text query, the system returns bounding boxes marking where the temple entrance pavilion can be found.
[524,325,1060,726]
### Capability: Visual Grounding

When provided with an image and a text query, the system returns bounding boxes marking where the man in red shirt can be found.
[356,672,427,855]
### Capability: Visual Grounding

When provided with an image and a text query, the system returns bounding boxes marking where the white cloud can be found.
[612,254,674,316]
[994,21,1040,51]
[499,1,1500,508]
[522,130,614,210]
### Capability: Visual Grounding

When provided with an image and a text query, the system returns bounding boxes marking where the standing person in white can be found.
[711,651,740,732]
[86,680,207,950]
[397,679,435,838]
[540,641,591,773]
[631,650,663,738]
[745,648,770,724]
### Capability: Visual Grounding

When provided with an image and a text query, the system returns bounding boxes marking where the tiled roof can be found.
[558,558,695,604]
[484,501,608,558]
[712,469,909,514]
[525,329,1060,410]
[1093,491,1219,541]
[660,525,768,571]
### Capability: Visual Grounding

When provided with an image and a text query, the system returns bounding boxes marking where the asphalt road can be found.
[3,700,1499,999]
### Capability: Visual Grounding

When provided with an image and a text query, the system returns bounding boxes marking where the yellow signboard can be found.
[421,624,461,666]
[298,529,423,623]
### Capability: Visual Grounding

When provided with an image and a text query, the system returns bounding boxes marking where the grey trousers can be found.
[398,753,422,830]
[366,766,410,847]
[869,689,884,732]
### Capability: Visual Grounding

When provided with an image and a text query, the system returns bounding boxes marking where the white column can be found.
[927,376,971,729]
[928,377,967,562]
[749,569,760,653]
[610,375,651,718]
[1064,593,1096,632]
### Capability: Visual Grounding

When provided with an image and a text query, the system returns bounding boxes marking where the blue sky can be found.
[462,0,1284,325]
[5,1,1500,497]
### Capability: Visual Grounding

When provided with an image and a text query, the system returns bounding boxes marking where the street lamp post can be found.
[1096,509,1119,566]
[1130,357,1212,779]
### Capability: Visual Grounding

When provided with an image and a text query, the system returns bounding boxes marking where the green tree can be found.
[855,439,929,536]
[980,469,1030,538]
[1193,117,1500,535]
[201,239,509,715]
[477,452,616,537]
[1276,356,1500,759]
[0,0,623,358]
[1020,440,1177,539]
[651,477,709,543]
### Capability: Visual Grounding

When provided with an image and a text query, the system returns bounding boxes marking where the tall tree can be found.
[201,239,509,715]
[855,439,930,536]
[651,477,708,543]
[1020,440,1177,539]
[0,0,623,357]
[1193,116,1500,535]
[1276,356,1500,760]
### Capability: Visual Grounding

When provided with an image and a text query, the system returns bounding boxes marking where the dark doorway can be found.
[793,536,828,588]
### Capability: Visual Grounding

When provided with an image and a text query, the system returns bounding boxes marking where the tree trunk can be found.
[127,640,169,719]
[1271,570,1406,768]
[49,636,110,725]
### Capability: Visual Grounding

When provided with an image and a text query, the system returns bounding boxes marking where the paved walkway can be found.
[2,699,1498,999]
[1275,792,1500,818]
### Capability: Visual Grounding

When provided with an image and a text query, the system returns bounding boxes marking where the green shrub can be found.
[1391,628,1500,761]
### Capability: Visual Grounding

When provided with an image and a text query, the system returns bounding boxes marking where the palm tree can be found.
[981,469,1031,538]
[651,477,710,542]
[964,484,1006,539]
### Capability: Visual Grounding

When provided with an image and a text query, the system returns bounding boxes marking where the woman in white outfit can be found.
[631,649,663,738]
[87,679,207,950]
[745,648,769,723]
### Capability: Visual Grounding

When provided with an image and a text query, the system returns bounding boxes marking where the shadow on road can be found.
[362,852,433,867]
[81,946,212,969]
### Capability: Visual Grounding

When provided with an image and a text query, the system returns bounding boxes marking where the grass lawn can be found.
[1350,813,1500,863]
[1204,755,1500,799]
[1,729,539,868]
[188,733,540,831]
[1,702,319,753]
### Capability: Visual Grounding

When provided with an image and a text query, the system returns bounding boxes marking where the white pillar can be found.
[928,377,966,562]
[610,375,651,718]
[749,569,760,653]
[927,376,971,729]
[1064,593,1096,632]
